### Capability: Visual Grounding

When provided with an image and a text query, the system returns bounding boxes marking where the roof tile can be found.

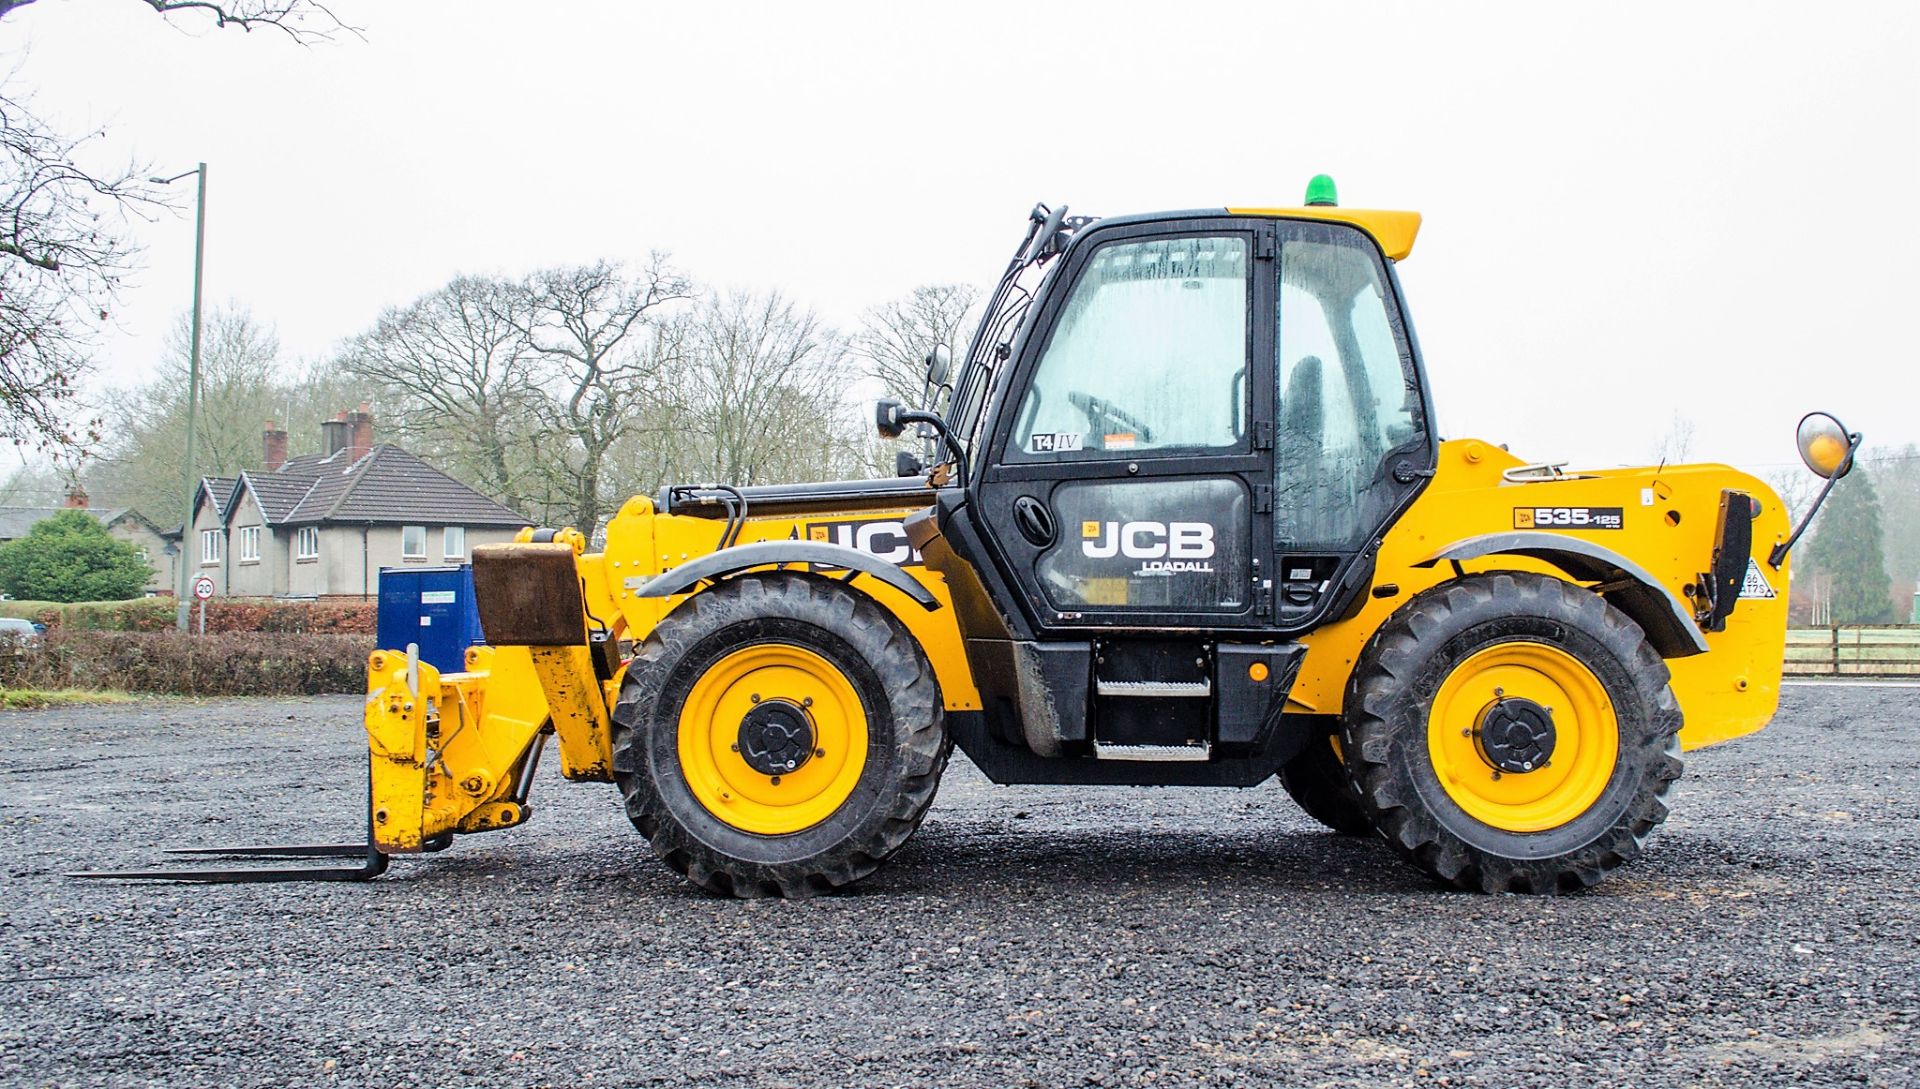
[238,472,319,524]
[280,445,528,527]
[201,477,238,520]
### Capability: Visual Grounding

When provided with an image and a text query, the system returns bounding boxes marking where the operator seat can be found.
[1276,355,1333,545]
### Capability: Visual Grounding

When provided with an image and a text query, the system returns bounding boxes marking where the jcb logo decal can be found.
[1514,506,1624,530]
[802,518,922,565]
[1081,520,1216,560]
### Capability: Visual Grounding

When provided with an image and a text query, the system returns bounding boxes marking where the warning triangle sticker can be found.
[1738,558,1776,600]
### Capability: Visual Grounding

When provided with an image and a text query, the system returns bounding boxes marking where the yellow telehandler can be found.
[86,178,1860,896]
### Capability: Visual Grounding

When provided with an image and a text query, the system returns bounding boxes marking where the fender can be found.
[627,540,941,611]
[1415,531,1708,658]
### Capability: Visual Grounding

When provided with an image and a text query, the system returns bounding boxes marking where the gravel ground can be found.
[2,684,1916,1088]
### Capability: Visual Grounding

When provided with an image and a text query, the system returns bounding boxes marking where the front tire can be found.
[1341,572,1683,893]
[610,573,949,898]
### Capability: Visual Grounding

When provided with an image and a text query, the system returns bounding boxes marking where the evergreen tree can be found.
[0,510,151,603]
[1800,469,1896,624]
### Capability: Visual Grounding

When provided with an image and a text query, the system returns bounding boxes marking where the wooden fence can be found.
[1784,626,1920,677]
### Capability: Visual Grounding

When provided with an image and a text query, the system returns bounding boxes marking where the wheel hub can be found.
[1477,696,1556,774]
[738,699,816,776]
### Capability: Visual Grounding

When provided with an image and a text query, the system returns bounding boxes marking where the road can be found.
[3,686,1916,1088]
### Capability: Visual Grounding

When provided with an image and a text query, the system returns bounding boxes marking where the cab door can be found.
[1267,219,1435,629]
[975,219,1275,632]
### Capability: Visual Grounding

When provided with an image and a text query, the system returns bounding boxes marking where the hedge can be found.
[0,597,376,634]
[0,629,370,696]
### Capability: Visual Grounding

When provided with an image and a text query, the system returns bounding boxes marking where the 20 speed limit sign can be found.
[191,575,215,601]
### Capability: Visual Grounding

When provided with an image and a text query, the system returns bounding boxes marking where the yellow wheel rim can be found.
[677,643,869,836]
[1426,641,1619,833]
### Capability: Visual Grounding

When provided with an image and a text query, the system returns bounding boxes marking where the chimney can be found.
[346,402,374,462]
[263,419,288,472]
[63,484,88,510]
[321,412,349,457]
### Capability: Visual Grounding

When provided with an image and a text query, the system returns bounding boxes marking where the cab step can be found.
[1094,679,1211,698]
[1093,742,1212,762]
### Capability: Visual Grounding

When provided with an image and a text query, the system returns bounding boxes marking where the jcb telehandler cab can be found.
[84,178,1859,897]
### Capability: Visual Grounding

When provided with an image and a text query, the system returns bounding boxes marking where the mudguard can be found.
[1416,531,1708,657]
[627,539,942,611]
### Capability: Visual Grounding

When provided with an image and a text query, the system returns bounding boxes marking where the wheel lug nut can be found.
[815,748,826,758]
[802,697,813,708]
[770,776,782,786]
[750,693,761,704]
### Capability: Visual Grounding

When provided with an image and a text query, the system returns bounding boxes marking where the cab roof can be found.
[1226,206,1422,261]
[1074,205,1422,261]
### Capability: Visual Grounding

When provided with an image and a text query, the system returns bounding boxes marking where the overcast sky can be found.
[6,0,1916,476]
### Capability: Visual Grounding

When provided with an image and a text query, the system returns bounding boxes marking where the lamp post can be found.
[151,163,207,633]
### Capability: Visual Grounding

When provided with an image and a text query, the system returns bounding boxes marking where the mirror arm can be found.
[877,400,970,485]
[1768,433,1861,569]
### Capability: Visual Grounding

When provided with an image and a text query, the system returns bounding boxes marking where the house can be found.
[0,487,176,594]
[185,406,531,599]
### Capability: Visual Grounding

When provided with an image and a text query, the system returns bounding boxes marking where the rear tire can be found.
[1341,571,1683,893]
[1278,734,1374,836]
[610,573,949,898]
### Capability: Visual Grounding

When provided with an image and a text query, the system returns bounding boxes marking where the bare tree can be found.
[515,256,694,533]
[91,304,285,512]
[673,290,864,487]
[0,1,356,454]
[0,88,153,455]
[0,1,357,39]
[850,282,980,407]
[0,459,66,505]
[343,276,545,511]
[1764,466,1820,526]
[1651,412,1696,467]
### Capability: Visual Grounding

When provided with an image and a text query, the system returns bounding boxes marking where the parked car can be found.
[0,617,41,650]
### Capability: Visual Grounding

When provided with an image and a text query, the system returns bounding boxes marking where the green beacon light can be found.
[1304,174,1339,207]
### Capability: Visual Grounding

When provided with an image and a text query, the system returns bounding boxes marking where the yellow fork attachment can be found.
[363,642,613,853]
[71,538,614,884]
[365,538,616,854]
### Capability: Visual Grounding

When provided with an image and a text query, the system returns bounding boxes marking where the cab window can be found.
[1274,222,1420,550]
[1010,235,1249,460]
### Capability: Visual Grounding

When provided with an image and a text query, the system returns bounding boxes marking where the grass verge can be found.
[0,687,137,710]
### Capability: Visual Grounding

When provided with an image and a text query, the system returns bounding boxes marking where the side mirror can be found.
[1796,412,1857,480]
[1026,202,1069,261]
[1769,410,1864,568]
[894,450,923,478]
[925,344,952,388]
[873,400,969,484]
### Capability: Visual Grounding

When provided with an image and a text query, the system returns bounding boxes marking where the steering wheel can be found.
[1067,390,1155,445]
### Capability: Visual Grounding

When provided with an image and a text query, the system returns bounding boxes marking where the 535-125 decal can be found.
[1513,506,1625,530]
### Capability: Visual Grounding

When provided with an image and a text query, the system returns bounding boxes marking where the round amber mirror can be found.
[1796,412,1854,479]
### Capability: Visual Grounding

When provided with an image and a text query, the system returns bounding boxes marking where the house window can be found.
[238,526,261,563]
[402,525,427,559]
[443,526,465,559]
[200,529,222,566]
[296,527,320,561]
